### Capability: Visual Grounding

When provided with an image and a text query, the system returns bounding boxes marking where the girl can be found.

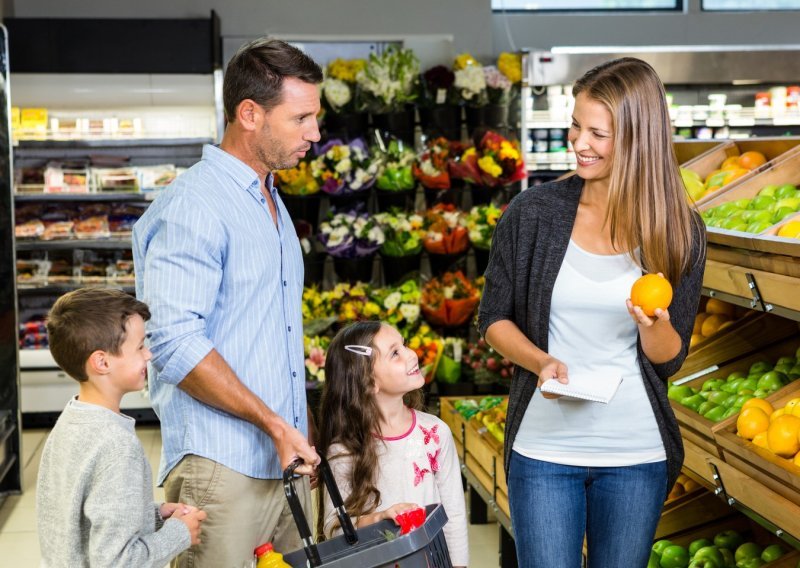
[478,57,706,567]
[316,321,468,567]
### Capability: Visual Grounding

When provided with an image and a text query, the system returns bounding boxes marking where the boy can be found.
[37,288,207,567]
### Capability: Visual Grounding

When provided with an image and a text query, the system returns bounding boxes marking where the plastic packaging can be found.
[255,542,290,568]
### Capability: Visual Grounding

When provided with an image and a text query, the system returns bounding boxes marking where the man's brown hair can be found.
[46,288,151,382]
[223,37,323,122]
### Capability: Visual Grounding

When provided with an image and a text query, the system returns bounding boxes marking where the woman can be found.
[477,57,706,567]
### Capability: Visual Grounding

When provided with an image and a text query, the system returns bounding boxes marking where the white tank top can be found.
[512,239,666,466]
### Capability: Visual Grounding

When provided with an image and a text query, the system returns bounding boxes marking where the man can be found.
[133,38,322,567]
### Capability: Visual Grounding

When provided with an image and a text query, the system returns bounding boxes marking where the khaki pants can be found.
[165,454,311,568]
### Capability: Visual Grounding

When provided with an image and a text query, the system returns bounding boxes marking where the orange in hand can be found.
[630,274,673,317]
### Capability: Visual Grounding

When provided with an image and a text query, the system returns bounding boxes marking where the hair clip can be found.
[344,345,373,357]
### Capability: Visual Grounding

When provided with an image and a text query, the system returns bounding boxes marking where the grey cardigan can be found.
[477,174,707,494]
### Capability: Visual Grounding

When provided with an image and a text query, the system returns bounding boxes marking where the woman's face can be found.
[568,92,614,185]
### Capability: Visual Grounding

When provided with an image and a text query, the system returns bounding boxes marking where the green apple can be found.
[746,221,773,234]
[653,540,674,556]
[722,406,739,419]
[698,401,718,416]
[689,539,714,557]
[668,384,695,402]
[648,550,661,568]
[681,394,706,413]
[749,210,773,224]
[736,559,765,568]
[716,202,745,217]
[738,377,759,392]
[776,197,800,210]
[774,363,794,375]
[722,216,746,230]
[776,356,797,366]
[708,391,730,405]
[691,546,725,567]
[704,406,728,422]
[752,388,770,398]
[748,195,777,210]
[659,545,689,568]
[788,364,800,380]
[733,198,752,209]
[733,394,754,407]
[758,184,779,197]
[714,530,744,551]
[734,542,761,561]
[775,183,798,199]
[682,169,707,201]
[702,378,725,391]
[719,547,735,568]
[749,361,773,375]
[772,206,796,224]
[707,218,726,228]
[760,544,786,562]
[756,370,789,391]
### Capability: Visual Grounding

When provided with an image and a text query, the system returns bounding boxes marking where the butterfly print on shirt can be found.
[413,462,430,486]
[419,424,439,445]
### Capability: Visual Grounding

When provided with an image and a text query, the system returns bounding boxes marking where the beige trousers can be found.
[165,454,311,568]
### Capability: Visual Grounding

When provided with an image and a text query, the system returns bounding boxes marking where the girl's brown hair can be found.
[572,57,704,283]
[315,321,423,539]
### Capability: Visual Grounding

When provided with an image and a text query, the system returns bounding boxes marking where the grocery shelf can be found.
[13,137,213,149]
[17,283,134,296]
[16,239,132,251]
[14,192,155,202]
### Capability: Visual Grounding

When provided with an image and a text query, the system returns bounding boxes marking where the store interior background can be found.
[4,0,800,566]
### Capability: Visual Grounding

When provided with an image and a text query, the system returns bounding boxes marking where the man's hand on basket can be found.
[274,420,320,476]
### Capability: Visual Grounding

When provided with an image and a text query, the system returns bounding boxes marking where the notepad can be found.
[540,373,623,404]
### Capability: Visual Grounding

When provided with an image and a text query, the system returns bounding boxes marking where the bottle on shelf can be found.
[253,542,291,568]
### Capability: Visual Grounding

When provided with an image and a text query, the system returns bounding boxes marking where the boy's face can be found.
[108,314,151,392]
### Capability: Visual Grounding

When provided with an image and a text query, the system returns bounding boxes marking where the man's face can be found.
[256,77,321,172]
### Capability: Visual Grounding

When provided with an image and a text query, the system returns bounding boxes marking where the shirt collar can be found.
[202,144,266,192]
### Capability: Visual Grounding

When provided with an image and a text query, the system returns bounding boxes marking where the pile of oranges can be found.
[691,298,739,348]
[736,397,800,467]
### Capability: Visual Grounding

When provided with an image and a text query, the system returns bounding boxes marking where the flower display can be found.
[302,286,330,323]
[310,138,380,196]
[412,137,453,190]
[357,46,420,113]
[453,53,487,107]
[275,161,320,195]
[325,282,382,322]
[449,131,526,188]
[462,338,514,386]
[466,204,504,250]
[370,279,421,334]
[497,52,522,85]
[408,323,443,384]
[419,64,458,106]
[304,335,330,382]
[423,203,469,255]
[318,211,384,258]
[322,58,367,113]
[373,210,425,257]
[484,65,513,105]
[435,337,465,384]
[421,271,481,327]
[375,139,416,192]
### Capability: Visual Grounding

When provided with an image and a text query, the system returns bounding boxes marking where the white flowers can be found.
[384,291,402,311]
[323,78,352,111]
[399,303,420,324]
[356,47,420,113]
[454,65,486,101]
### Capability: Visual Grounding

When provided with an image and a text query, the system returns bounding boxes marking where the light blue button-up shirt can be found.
[133,144,306,483]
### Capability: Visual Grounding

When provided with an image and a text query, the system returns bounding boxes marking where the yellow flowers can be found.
[454,53,479,70]
[327,58,366,83]
[478,155,503,178]
[275,162,320,195]
[498,141,520,161]
[497,52,522,84]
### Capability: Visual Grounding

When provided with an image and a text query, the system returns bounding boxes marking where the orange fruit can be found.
[766,415,800,457]
[752,431,770,450]
[690,334,704,348]
[630,274,673,317]
[794,452,800,467]
[693,313,710,334]
[700,314,731,338]
[771,408,786,422]
[742,398,774,416]
[721,156,741,170]
[705,298,736,318]
[738,151,768,170]
[777,221,800,239]
[785,398,800,413]
[737,407,770,440]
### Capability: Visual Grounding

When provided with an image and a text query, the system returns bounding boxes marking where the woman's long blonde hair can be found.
[573,57,703,283]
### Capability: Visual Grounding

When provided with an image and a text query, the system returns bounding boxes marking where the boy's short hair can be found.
[46,288,151,382]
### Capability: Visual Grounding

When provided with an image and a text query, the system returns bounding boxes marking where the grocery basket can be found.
[282,457,453,568]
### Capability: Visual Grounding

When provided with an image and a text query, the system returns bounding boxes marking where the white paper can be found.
[540,373,623,404]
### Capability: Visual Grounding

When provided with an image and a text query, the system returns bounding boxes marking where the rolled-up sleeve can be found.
[134,196,223,385]
[477,210,516,338]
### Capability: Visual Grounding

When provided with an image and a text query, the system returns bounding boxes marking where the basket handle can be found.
[283,456,358,566]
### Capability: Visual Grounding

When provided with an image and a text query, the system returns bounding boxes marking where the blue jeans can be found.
[508,451,668,568]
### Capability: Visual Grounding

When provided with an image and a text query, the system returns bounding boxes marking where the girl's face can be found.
[568,92,615,185]
[371,325,423,397]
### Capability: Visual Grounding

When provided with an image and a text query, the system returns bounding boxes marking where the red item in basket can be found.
[395,507,427,535]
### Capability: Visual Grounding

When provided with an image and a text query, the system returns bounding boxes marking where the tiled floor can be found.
[0,426,501,566]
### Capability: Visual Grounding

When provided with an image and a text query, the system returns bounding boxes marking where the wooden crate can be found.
[675,312,799,381]
[755,212,800,257]
[654,488,734,540]
[675,139,723,166]
[704,259,800,314]
[671,335,800,458]
[439,396,482,458]
[463,417,509,518]
[715,382,800,507]
[683,138,800,207]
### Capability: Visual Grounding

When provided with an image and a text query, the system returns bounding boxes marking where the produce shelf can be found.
[14,192,155,202]
[16,239,132,251]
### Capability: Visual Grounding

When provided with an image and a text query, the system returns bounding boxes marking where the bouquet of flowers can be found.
[412,137,463,190]
[324,282,382,322]
[462,338,514,387]
[435,337,465,385]
[310,138,380,196]
[484,65,513,105]
[302,286,331,323]
[357,46,420,114]
[421,271,481,327]
[453,53,487,107]
[497,52,522,88]
[408,323,443,384]
[373,210,425,257]
[466,204,504,250]
[449,131,526,188]
[370,279,421,335]
[419,64,458,107]
[304,335,331,383]
[318,211,384,258]
[275,161,320,195]
[322,58,367,114]
[375,139,416,192]
[423,203,469,255]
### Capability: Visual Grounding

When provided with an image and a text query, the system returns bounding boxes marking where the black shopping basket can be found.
[282,457,453,568]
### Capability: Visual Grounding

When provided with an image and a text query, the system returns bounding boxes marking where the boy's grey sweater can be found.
[36,398,190,567]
